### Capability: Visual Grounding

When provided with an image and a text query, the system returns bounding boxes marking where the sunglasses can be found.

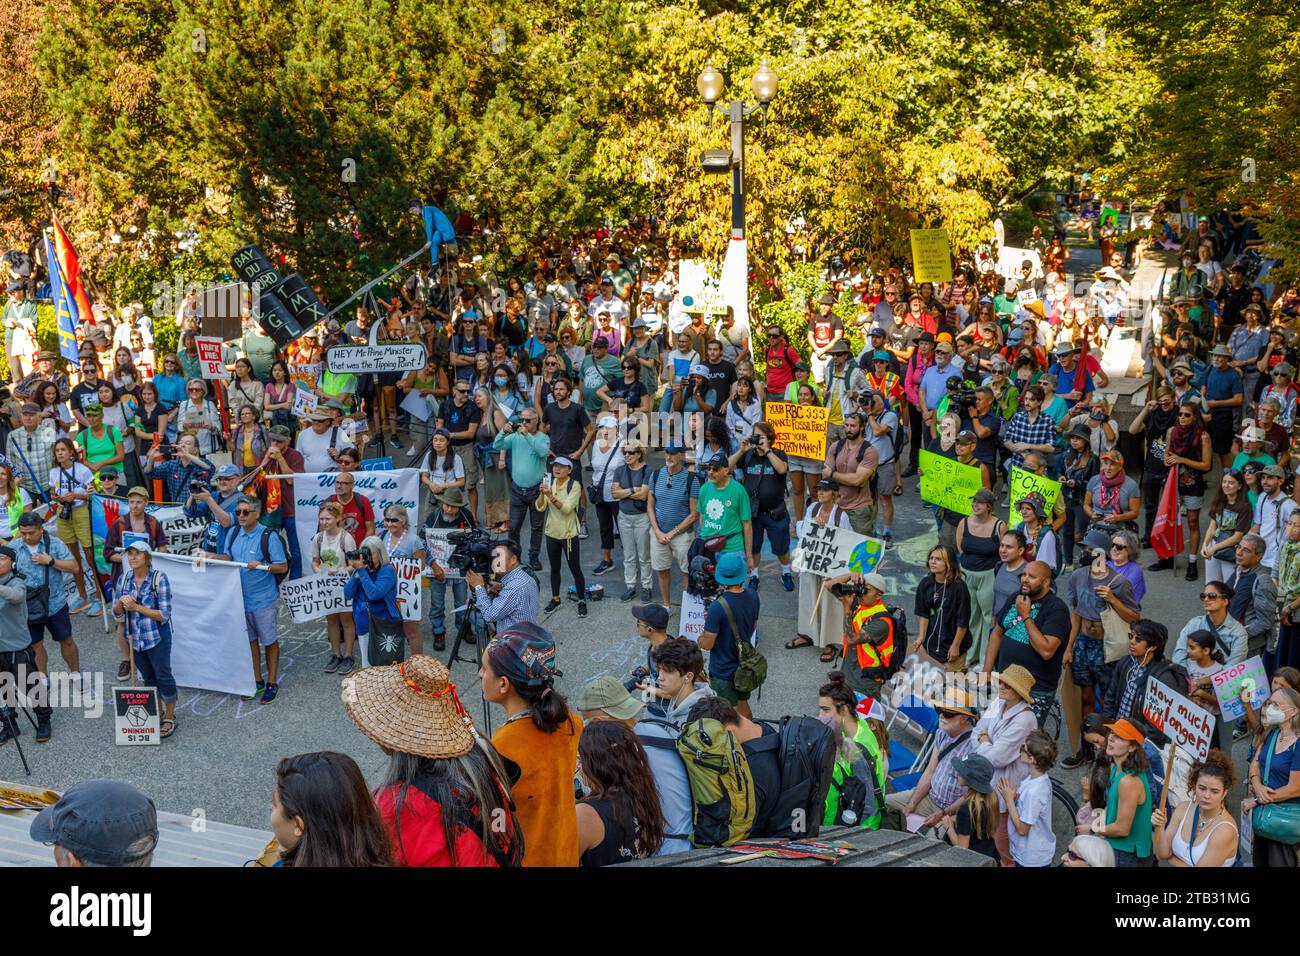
[1178,411,1193,418]
[1111,542,1127,551]
[235,509,255,516]
[1199,591,1224,601]
[384,517,402,523]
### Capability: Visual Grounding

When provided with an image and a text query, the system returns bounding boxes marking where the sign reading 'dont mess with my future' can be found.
[766,401,829,461]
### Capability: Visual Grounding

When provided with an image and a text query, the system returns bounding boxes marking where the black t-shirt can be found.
[703,359,737,399]
[993,591,1071,691]
[743,723,783,838]
[609,378,648,409]
[736,448,790,514]
[954,803,999,862]
[960,411,1001,467]
[886,323,919,357]
[613,464,649,515]
[70,377,104,414]
[542,400,590,456]
[437,398,483,446]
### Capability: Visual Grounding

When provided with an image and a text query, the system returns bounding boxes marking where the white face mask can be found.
[1262,704,1287,726]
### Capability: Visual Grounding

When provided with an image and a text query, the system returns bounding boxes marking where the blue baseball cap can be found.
[214,464,241,479]
[714,551,748,586]
[30,779,159,865]
[869,326,887,337]
[872,350,891,362]
[664,442,686,454]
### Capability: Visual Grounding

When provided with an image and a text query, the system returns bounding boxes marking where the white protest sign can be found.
[400,389,432,423]
[113,687,161,746]
[679,590,708,642]
[424,529,460,578]
[1143,679,1215,760]
[1019,287,1039,304]
[195,335,230,380]
[394,557,422,623]
[290,469,422,562]
[792,524,885,578]
[278,572,350,624]
[292,387,319,418]
[326,343,427,374]
[1210,655,1268,722]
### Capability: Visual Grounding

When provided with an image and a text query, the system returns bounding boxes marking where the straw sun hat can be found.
[342,655,476,759]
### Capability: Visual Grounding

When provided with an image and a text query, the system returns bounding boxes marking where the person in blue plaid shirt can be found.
[112,540,178,739]
[1001,384,1059,475]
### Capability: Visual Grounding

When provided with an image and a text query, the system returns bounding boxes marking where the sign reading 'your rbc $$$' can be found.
[766,402,829,461]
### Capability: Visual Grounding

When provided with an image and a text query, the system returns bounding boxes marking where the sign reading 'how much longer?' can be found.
[918,450,984,516]
[766,401,830,461]
[1143,678,1215,761]
[326,343,428,374]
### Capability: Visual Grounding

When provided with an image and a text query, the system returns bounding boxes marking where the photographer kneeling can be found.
[344,537,403,667]
[423,487,486,653]
[465,540,540,635]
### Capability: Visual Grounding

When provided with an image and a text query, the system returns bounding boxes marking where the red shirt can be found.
[375,783,500,867]
[764,345,801,394]
[328,491,374,541]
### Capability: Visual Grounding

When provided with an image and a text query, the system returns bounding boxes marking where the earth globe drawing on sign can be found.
[848,538,884,575]
[682,294,696,308]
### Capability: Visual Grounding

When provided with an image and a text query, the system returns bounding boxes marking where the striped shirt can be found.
[929,726,977,810]
[649,465,697,532]
[474,565,540,632]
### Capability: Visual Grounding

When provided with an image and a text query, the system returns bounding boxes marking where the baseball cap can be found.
[1101,449,1124,464]
[862,571,887,593]
[1262,464,1286,478]
[631,603,670,631]
[552,456,573,469]
[869,326,887,337]
[214,464,241,479]
[972,488,996,506]
[956,429,977,444]
[29,780,159,866]
[872,350,891,363]
[664,442,686,455]
[124,539,152,554]
[1104,719,1145,745]
[127,486,150,499]
[268,425,292,441]
[593,336,610,348]
[818,292,837,305]
[575,675,643,721]
[934,341,954,354]
[98,467,119,480]
[0,545,15,562]
[816,477,840,492]
[705,453,730,470]
[689,363,710,377]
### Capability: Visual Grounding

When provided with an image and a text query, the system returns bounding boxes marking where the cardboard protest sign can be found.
[278,572,350,624]
[1210,655,1268,722]
[918,450,983,515]
[394,557,423,623]
[1008,466,1061,527]
[767,401,830,461]
[792,523,885,578]
[1143,679,1215,760]
[400,389,432,423]
[195,336,230,380]
[289,362,322,392]
[675,259,727,315]
[996,246,1043,279]
[909,229,953,284]
[425,529,461,579]
[113,687,160,746]
[679,590,708,642]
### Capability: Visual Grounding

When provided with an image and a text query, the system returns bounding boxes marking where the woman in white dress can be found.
[789,477,854,656]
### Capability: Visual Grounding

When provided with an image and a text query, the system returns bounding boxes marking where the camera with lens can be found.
[830,580,870,598]
[446,527,494,577]
[946,376,977,414]
[687,554,719,599]
[189,480,206,495]
[623,665,651,694]
[345,548,378,571]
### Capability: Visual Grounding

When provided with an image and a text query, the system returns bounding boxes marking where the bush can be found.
[751,262,868,382]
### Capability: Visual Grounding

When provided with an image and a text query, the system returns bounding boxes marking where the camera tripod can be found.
[0,695,38,777]
[445,593,494,733]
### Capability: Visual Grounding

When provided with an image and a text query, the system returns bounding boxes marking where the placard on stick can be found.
[766,401,829,460]
[918,450,983,516]
[113,687,161,746]
[1143,679,1214,760]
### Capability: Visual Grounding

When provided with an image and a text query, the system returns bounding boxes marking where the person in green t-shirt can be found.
[239,320,279,381]
[75,405,125,477]
[579,338,623,415]
[696,455,752,558]
[818,673,886,830]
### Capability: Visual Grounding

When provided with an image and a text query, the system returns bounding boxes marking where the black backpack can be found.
[882,605,908,678]
[830,768,870,828]
[224,524,288,586]
[749,715,837,839]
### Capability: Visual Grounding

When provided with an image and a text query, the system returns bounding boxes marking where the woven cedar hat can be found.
[342,655,476,759]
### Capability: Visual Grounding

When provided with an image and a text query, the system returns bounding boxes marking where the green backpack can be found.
[676,717,756,847]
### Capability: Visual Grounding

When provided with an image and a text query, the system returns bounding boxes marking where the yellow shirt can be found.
[536,476,581,540]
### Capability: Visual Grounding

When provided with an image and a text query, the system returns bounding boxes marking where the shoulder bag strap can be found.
[715,593,749,647]
[936,729,973,764]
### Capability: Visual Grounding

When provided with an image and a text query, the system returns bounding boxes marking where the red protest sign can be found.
[195,335,229,380]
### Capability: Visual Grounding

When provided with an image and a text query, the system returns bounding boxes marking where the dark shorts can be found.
[751,508,791,558]
[1209,410,1235,455]
[1070,634,1114,691]
[709,673,750,704]
[28,605,73,645]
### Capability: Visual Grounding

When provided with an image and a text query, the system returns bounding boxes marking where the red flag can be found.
[1074,335,1090,394]
[1151,466,1184,559]
[50,217,95,325]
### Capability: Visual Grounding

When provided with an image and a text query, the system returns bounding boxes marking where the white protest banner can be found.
[996,246,1043,279]
[292,387,318,418]
[424,529,460,578]
[195,335,230,380]
[675,259,727,315]
[679,590,708,642]
[326,343,428,374]
[278,572,350,624]
[112,687,161,746]
[1143,678,1215,760]
[792,523,885,578]
[394,557,422,623]
[1210,655,1268,722]
[400,389,432,423]
[153,552,256,697]
[290,469,421,562]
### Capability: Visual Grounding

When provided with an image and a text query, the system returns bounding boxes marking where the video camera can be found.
[830,580,870,598]
[446,527,494,577]
[946,376,977,414]
[687,554,718,600]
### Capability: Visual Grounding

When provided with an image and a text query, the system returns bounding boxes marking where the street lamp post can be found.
[697,60,778,240]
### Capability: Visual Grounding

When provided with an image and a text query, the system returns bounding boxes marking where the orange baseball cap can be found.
[1104,718,1145,744]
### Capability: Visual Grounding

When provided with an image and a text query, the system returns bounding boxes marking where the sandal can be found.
[160,718,177,739]
[785,636,815,650]
[820,645,841,664]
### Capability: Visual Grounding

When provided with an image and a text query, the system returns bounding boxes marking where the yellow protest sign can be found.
[1009,466,1061,527]
[767,402,829,460]
[910,228,953,284]
[918,450,983,516]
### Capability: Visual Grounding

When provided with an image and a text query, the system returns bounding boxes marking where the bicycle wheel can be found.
[1051,777,1081,858]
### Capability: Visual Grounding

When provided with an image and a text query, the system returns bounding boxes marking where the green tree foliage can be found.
[1094,0,1300,277]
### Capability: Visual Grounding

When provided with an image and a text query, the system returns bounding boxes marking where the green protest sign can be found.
[1009,466,1061,527]
[918,450,983,516]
